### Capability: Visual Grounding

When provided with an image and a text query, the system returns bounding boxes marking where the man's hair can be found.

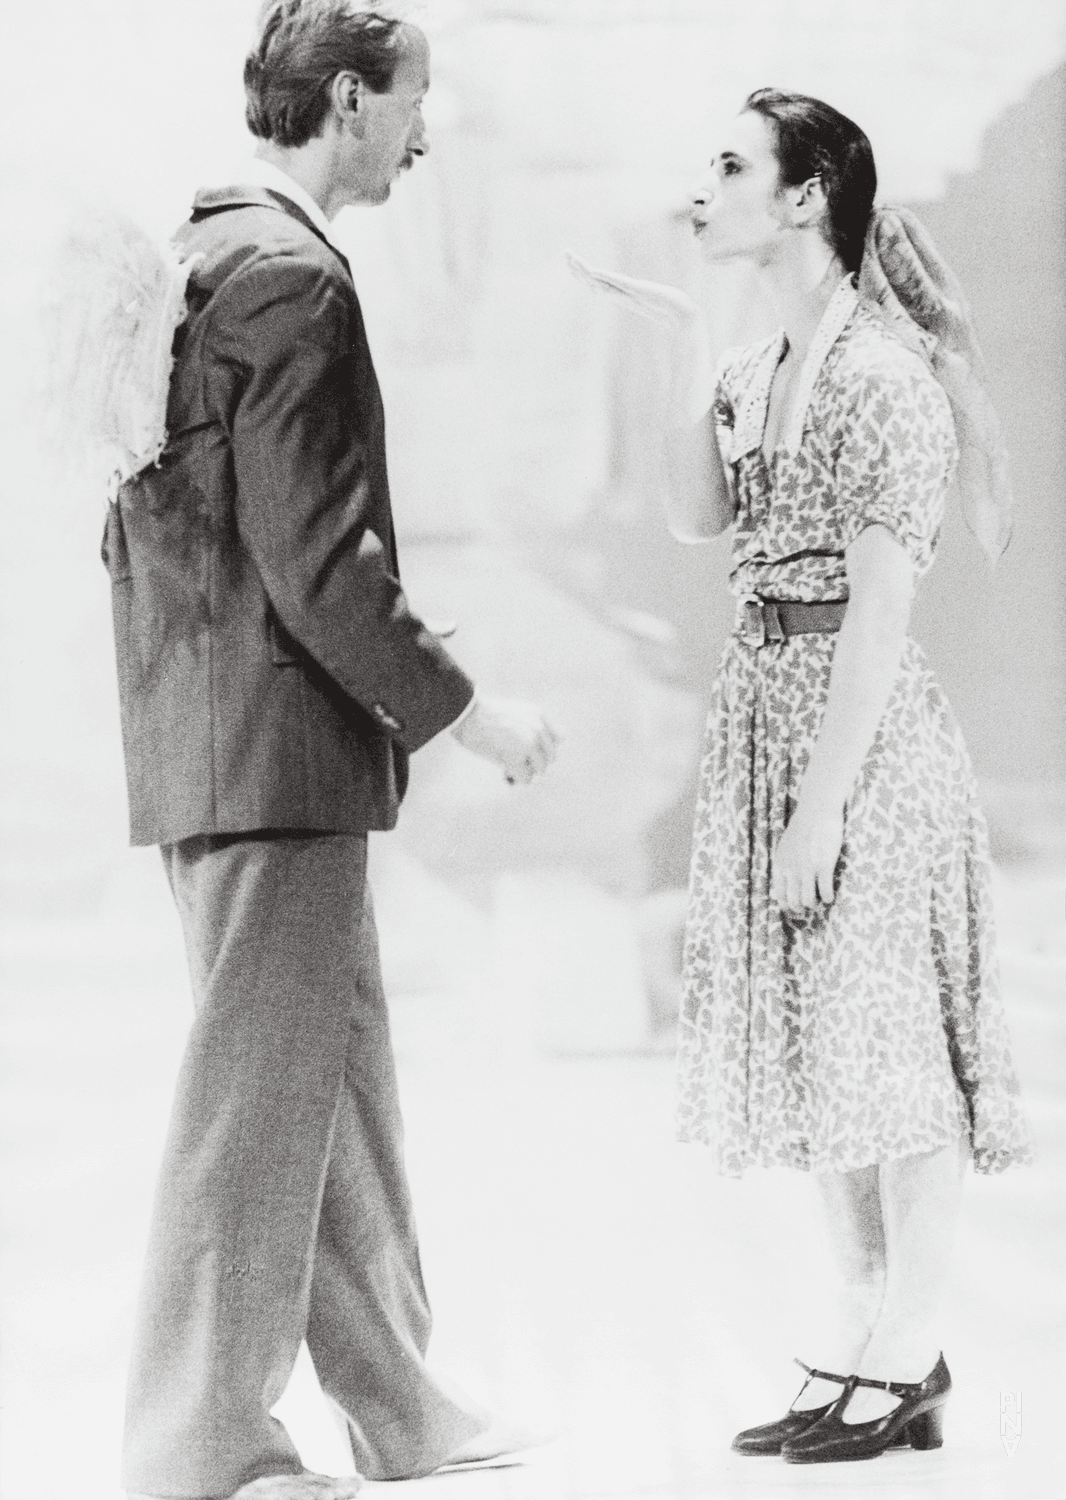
[244,1,406,148]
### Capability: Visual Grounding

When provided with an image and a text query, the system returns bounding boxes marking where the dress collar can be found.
[731,275,860,461]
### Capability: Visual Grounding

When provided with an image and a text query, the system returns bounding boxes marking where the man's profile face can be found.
[347,25,430,205]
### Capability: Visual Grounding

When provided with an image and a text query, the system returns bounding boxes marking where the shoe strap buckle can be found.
[854,1373,926,1397]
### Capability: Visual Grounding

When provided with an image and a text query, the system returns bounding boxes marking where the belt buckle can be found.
[738,594,766,647]
[738,594,785,647]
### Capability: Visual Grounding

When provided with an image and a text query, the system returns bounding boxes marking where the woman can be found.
[570,89,1031,1464]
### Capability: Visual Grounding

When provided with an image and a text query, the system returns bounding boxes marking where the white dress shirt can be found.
[238,157,338,245]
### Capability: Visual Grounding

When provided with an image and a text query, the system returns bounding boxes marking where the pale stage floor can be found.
[0,853,1061,1500]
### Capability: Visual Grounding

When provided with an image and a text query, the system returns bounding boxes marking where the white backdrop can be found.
[0,6,1063,1499]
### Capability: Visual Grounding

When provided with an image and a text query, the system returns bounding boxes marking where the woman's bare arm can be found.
[566,252,734,541]
[771,524,915,910]
[664,414,735,541]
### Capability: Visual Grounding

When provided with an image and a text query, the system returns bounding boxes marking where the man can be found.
[102,5,558,1497]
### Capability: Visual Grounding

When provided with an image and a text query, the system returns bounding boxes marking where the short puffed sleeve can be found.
[834,353,958,573]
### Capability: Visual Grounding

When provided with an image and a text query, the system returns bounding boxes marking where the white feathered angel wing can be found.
[41,205,200,500]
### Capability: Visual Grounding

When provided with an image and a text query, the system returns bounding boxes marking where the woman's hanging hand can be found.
[770,527,916,914]
[771,800,845,912]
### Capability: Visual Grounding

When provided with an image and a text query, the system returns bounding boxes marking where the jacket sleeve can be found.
[217,252,474,752]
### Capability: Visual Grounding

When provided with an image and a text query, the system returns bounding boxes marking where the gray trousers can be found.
[122,832,485,1498]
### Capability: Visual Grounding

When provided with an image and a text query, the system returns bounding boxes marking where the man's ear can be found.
[330,70,367,136]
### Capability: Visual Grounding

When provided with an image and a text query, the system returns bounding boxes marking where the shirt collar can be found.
[238,158,337,246]
[731,275,860,461]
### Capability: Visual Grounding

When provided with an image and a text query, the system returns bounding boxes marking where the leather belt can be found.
[735,594,848,647]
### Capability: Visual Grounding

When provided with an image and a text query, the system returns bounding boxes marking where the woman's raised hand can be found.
[565,251,730,534]
[566,251,717,433]
[565,252,699,333]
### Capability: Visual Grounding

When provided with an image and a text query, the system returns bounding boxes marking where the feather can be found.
[40,205,201,503]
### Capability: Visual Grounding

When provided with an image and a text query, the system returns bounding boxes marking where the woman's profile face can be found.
[690,109,790,265]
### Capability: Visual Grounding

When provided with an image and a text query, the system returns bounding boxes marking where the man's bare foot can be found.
[437,1418,550,1472]
[230,1473,362,1500]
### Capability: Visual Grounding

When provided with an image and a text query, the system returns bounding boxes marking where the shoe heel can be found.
[906,1407,945,1451]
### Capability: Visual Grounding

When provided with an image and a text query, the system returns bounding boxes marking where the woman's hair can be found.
[742,89,1010,560]
[743,88,877,275]
[244,1,405,149]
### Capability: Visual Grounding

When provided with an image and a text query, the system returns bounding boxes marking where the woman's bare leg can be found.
[842,1137,968,1422]
[792,1164,886,1409]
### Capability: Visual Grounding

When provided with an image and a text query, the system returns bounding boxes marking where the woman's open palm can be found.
[565,252,698,333]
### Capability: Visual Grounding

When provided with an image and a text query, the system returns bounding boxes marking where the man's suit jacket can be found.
[103,185,474,846]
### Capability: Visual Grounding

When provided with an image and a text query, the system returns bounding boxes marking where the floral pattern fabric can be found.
[677,281,1032,1176]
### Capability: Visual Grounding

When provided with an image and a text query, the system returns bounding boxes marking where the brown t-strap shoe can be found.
[731,1359,852,1456]
[781,1352,951,1463]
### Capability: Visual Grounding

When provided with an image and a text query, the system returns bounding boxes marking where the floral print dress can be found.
[677,277,1032,1177]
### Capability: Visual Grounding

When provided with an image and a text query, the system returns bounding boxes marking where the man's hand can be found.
[450,696,562,785]
[771,800,844,912]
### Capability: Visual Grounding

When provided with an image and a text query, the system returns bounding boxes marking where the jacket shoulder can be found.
[176,204,354,355]
[178,202,352,305]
